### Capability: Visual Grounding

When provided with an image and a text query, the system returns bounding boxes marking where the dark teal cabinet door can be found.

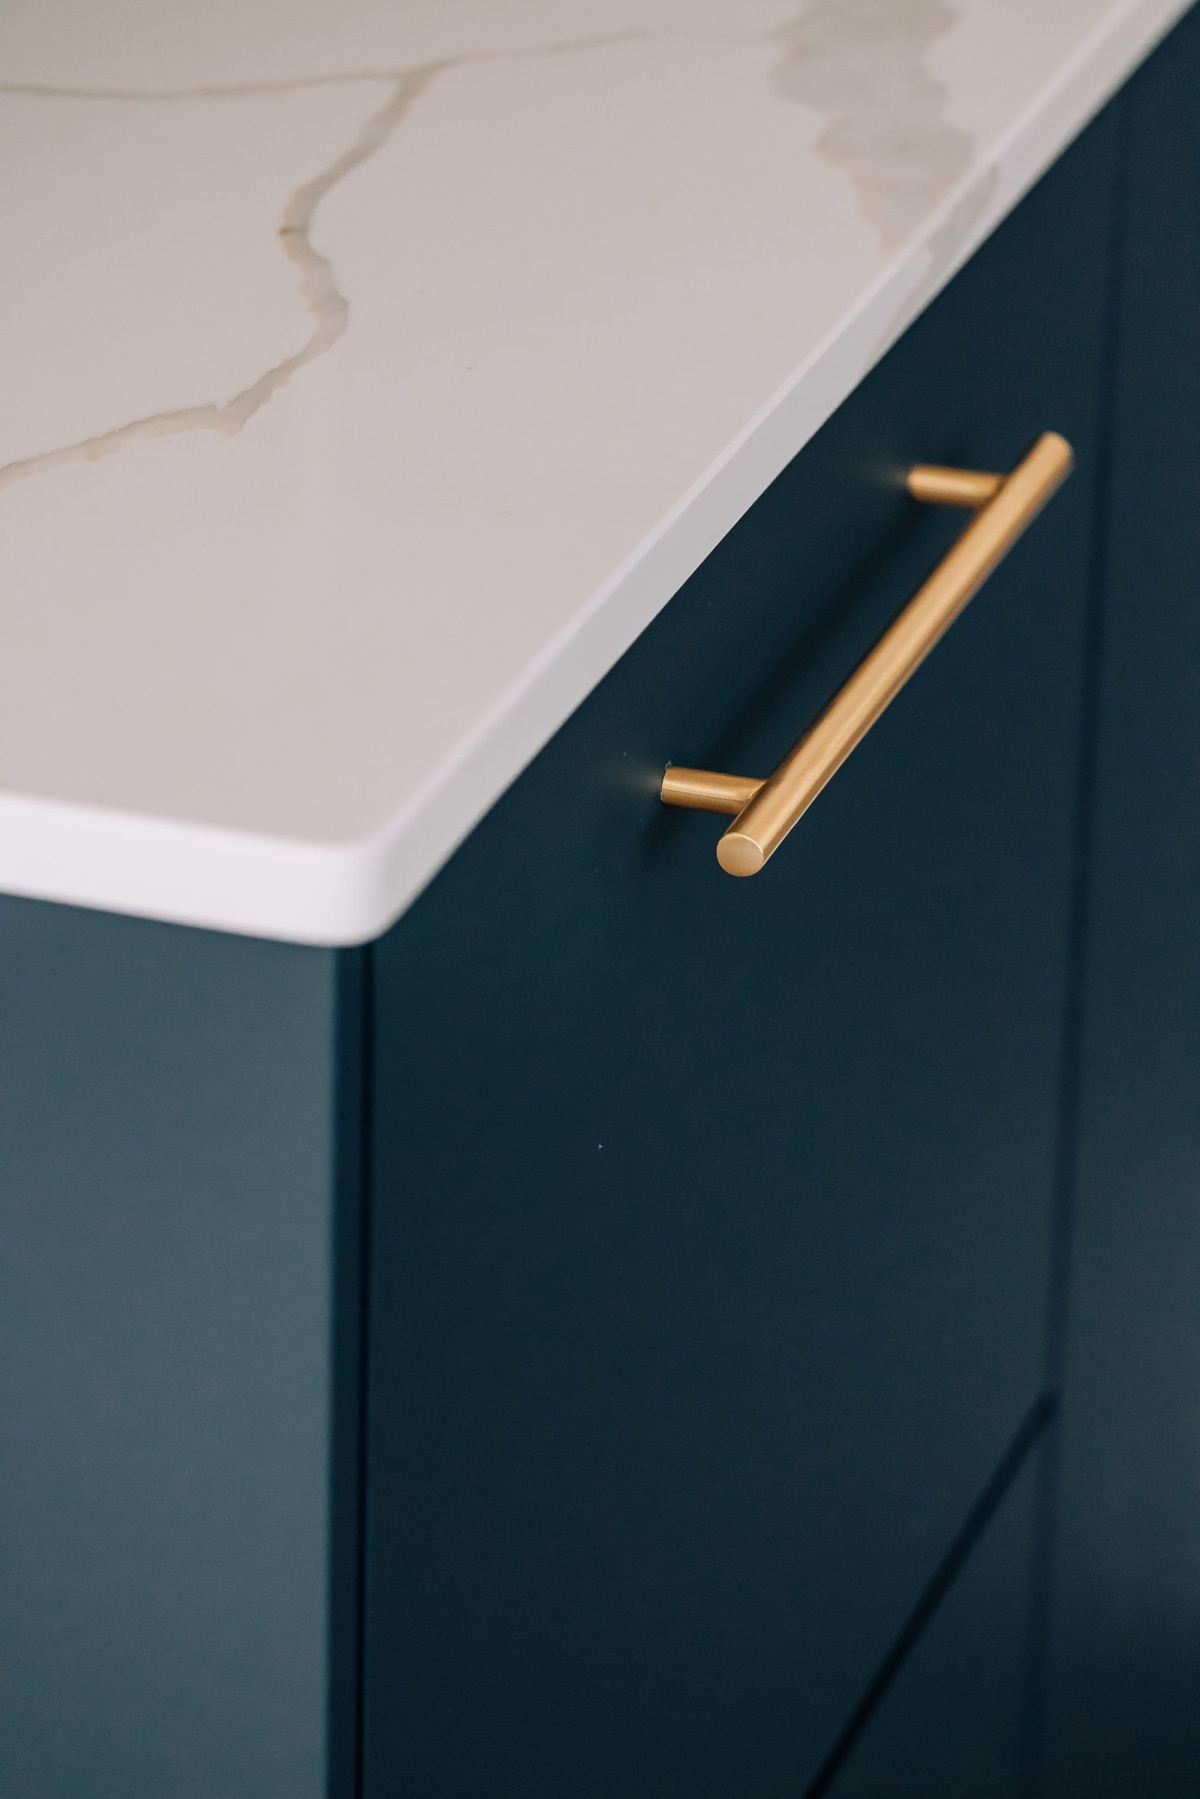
[1043,9,1200,1794]
[361,105,1120,1799]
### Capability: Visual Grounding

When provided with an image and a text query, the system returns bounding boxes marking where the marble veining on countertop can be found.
[0,0,1189,942]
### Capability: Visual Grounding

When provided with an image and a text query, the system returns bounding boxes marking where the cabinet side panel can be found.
[0,899,345,1799]
[1045,8,1200,1793]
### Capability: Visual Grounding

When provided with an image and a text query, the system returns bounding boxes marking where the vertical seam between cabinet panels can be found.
[801,1397,1057,1799]
[353,942,376,1799]
[1017,92,1133,1799]
[329,943,376,1799]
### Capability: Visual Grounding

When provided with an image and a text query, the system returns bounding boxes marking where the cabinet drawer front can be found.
[362,105,1118,1799]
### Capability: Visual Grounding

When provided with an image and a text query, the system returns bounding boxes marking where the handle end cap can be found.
[717,833,765,877]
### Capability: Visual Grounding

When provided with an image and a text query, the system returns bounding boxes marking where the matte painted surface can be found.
[362,111,1117,1798]
[0,0,1188,941]
[0,902,344,1798]
[1043,11,1200,1791]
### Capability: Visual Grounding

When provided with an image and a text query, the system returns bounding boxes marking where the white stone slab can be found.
[0,0,1188,941]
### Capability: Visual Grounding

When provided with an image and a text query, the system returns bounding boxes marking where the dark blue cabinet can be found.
[1,19,1198,1798]
[360,100,1117,1799]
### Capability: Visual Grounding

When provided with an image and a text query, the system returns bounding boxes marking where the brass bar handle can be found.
[661,432,1073,876]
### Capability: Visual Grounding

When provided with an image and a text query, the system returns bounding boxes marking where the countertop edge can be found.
[3,0,1187,946]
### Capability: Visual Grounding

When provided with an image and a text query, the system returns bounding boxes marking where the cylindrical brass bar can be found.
[715,432,1073,876]
[660,768,763,815]
[906,464,1004,508]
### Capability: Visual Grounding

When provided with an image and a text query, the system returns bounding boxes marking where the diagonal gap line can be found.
[802,1391,1058,1799]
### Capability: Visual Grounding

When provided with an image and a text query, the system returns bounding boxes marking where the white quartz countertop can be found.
[0,0,1190,943]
